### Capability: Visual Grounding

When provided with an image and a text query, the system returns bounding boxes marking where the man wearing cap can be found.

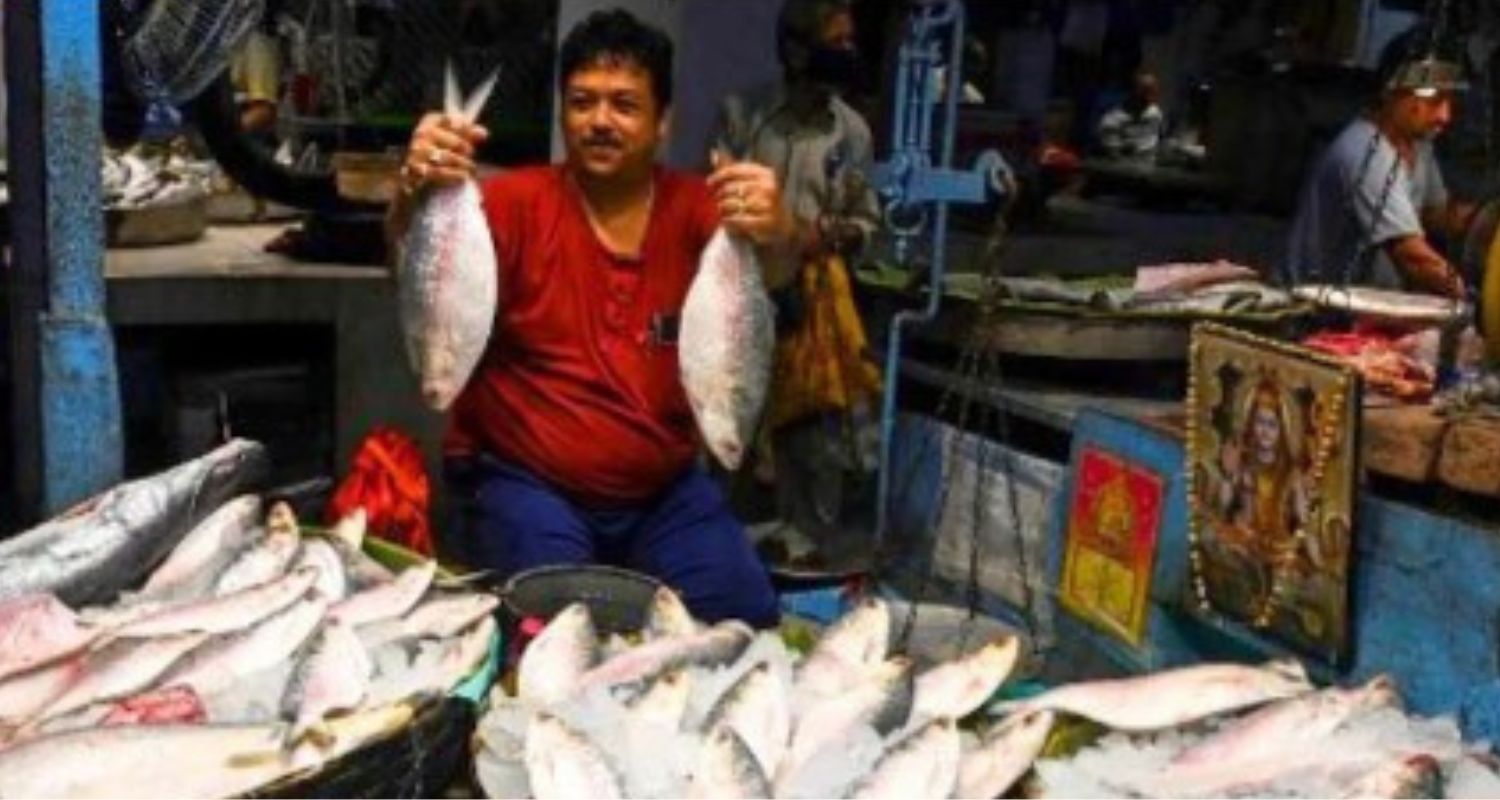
[1285,51,1475,298]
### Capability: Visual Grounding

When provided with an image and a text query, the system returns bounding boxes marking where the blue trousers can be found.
[443,456,779,629]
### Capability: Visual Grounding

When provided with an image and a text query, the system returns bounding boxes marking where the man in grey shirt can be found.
[711,0,882,547]
[1285,55,1473,298]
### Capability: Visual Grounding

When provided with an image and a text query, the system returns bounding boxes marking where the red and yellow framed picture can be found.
[1060,447,1165,646]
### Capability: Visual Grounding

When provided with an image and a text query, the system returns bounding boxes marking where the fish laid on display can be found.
[211,525,301,596]
[155,595,329,698]
[290,538,350,603]
[692,726,772,800]
[628,669,693,731]
[0,439,268,607]
[779,658,916,791]
[281,619,373,744]
[954,709,1055,800]
[328,560,437,627]
[134,495,262,604]
[794,598,891,702]
[703,661,791,778]
[326,509,397,590]
[1169,674,1401,768]
[0,593,98,681]
[998,658,1313,732]
[518,603,601,707]
[356,592,500,651]
[679,227,774,470]
[645,585,701,641]
[525,712,626,800]
[114,565,320,639]
[26,632,210,727]
[363,617,495,709]
[398,64,502,411]
[576,621,755,695]
[1338,754,1443,799]
[0,656,83,727]
[850,718,962,800]
[910,637,1020,724]
[0,723,290,799]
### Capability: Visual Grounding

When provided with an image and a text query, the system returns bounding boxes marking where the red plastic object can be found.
[328,427,434,556]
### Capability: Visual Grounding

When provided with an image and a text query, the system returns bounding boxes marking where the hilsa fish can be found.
[679,227,774,470]
[398,63,501,411]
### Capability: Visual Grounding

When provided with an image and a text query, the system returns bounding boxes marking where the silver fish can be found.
[398,64,501,410]
[704,662,790,779]
[679,227,774,469]
[290,538,350,603]
[1171,674,1401,767]
[628,669,693,731]
[955,709,1055,800]
[518,603,600,707]
[0,440,269,607]
[328,561,436,627]
[156,594,329,697]
[850,718,962,800]
[362,617,494,708]
[114,565,319,639]
[355,592,500,651]
[795,598,891,701]
[0,593,98,681]
[780,658,916,790]
[325,509,396,589]
[911,637,1020,724]
[0,723,289,799]
[28,632,210,726]
[644,586,700,641]
[1338,754,1443,799]
[135,495,262,603]
[212,526,300,596]
[525,712,625,800]
[692,726,772,800]
[998,658,1313,732]
[0,656,81,726]
[576,621,755,695]
[281,619,373,744]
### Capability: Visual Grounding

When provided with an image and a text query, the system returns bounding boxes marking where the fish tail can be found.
[444,60,463,118]
[462,67,502,123]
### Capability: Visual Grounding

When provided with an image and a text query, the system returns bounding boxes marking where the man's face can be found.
[561,58,666,181]
[1390,91,1454,140]
[820,9,856,52]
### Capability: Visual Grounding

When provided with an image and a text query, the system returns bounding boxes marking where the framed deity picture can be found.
[1187,323,1362,666]
[1060,446,1165,647]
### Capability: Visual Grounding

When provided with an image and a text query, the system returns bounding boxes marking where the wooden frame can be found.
[1187,323,1362,666]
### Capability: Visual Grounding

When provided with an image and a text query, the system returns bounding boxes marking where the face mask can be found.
[804,45,860,91]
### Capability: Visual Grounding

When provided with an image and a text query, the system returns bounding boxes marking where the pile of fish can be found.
[474,595,1041,799]
[1004,663,1500,799]
[101,145,218,210]
[0,441,497,798]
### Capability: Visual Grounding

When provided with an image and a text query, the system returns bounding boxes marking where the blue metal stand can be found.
[6,0,123,522]
[869,0,1002,550]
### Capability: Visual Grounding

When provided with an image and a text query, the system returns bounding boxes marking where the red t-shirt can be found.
[444,165,721,506]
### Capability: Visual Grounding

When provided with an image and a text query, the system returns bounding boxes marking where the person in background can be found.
[710,0,883,549]
[230,23,282,136]
[387,10,796,627]
[1096,70,1166,161]
[1284,41,1474,298]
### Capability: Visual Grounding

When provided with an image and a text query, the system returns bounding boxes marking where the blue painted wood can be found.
[892,408,1500,743]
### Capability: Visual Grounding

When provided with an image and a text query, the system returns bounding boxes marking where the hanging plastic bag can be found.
[327,426,433,556]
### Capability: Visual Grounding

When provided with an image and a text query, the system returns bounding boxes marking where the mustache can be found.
[581,135,623,148]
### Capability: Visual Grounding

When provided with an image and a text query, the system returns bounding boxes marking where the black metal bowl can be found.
[499,564,664,637]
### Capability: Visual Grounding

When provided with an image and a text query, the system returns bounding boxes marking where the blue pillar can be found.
[6,0,123,522]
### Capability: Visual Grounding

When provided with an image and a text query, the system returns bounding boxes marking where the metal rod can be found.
[875,0,966,549]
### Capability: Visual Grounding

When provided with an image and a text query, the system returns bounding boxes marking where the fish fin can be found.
[434,569,495,590]
[444,60,463,118]
[331,507,367,550]
[462,67,502,124]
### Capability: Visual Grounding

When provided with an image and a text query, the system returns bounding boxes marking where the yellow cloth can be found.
[230,32,281,104]
[765,254,884,431]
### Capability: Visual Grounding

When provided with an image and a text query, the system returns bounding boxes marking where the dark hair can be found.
[558,9,674,109]
[777,0,852,70]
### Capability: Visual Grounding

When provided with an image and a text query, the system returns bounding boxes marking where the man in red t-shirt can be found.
[385,10,796,627]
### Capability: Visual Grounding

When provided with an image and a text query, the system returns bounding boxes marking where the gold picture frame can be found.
[1186,322,1361,665]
